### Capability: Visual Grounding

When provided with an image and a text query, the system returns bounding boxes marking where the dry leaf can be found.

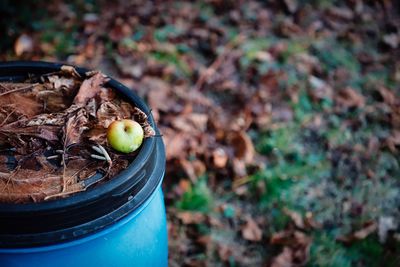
[14,34,34,56]
[308,76,333,101]
[377,86,397,106]
[177,211,206,224]
[163,127,187,159]
[386,130,400,153]
[335,87,365,108]
[133,107,155,137]
[283,0,298,13]
[172,113,208,133]
[146,78,174,113]
[212,148,228,168]
[63,108,89,147]
[383,33,399,49]
[180,158,198,182]
[242,216,263,242]
[337,221,377,243]
[270,231,311,267]
[270,247,293,267]
[217,244,233,262]
[73,72,108,105]
[284,208,305,229]
[228,131,254,163]
[47,75,76,90]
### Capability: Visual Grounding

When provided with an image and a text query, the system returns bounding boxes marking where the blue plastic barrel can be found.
[0,62,168,267]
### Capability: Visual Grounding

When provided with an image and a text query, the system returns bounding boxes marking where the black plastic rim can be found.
[0,61,165,248]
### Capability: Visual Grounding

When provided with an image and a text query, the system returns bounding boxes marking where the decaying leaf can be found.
[335,87,365,108]
[177,211,206,225]
[14,34,34,56]
[336,221,377,244]
[63,108,89,147]
[228,131,255,164]
[73,72,109,105]
[270,230,311,266]
[284,208,305,229]
[133,107,155,137]
[241,216,263,242]
[212,148,228,168]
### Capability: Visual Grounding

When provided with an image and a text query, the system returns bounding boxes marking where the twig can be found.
[0,83,38,97]
[44,183,86,200]
[0,83,8,91]
[0,166,20,193]
[0,109,15,127]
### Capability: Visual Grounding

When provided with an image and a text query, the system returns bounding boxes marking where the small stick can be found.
[90,154,107,161]
[0,83,38,97]
[56,150,64,154]
[44,183,86,200]
[0,109,15,127]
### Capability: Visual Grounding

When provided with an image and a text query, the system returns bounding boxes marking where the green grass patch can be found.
[176,177,213,212]
[309,233,399,267]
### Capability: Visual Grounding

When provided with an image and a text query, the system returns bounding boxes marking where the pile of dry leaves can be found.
[0,66,153,203]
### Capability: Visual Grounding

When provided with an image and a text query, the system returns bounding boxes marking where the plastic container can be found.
[0,61,167,267]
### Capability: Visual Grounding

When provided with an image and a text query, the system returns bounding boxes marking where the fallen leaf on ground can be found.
[212,148,228,168]
[335,87,365,108]
[177,211,206,224]
[14,34,34,56]
[270,230,311,267]
[228,131,254,163]
[242,216,263,242]
[162,127,187,159]
[284,208,305,229]
[337,221,377,243]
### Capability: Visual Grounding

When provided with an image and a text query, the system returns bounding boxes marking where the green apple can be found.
[107,119,144,153]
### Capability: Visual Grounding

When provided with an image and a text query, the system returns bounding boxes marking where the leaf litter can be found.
[0,66,154,203]
[4,0,400,266]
